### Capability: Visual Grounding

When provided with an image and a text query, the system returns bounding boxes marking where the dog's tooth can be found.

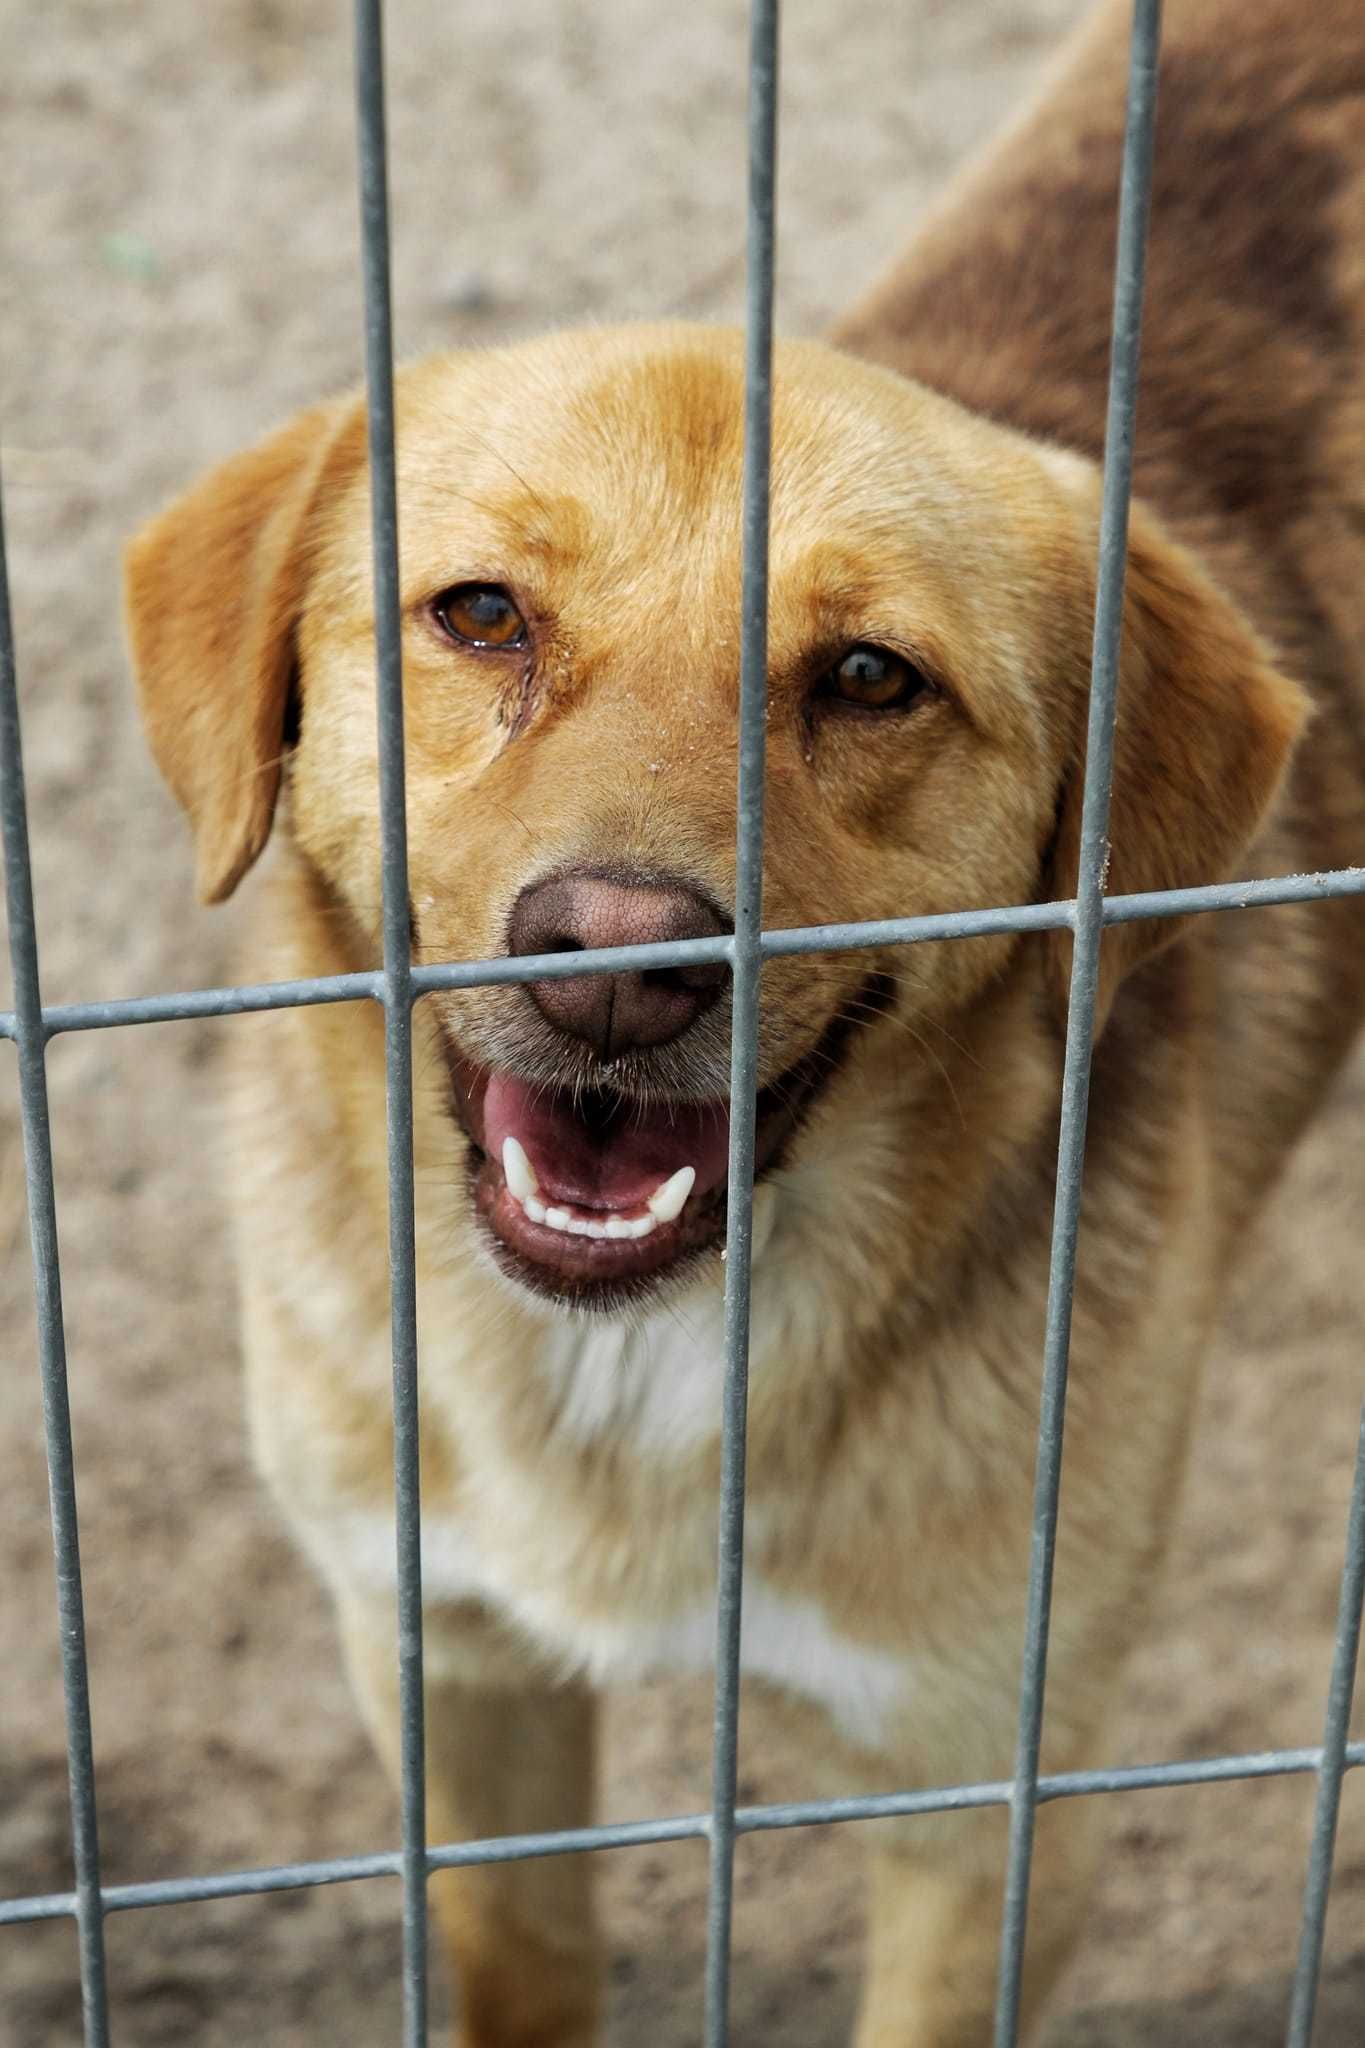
[544,1206,571,1231]
[523,1195,546,1224]
[567,1218,593,1237]
[627,1215,656,1239]
[605,1217,632,1239]
[647,1165,696,1224]
[583,1219,609,1240]
[502,1135,538,1202]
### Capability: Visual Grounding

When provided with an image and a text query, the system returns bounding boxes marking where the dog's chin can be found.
[441,975,892,1315]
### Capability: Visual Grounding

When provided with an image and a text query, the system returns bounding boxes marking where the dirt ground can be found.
[3,0,1365,2042]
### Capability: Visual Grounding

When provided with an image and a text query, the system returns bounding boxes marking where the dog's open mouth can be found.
[442,975,890,1306]
[464,1071,733,1300]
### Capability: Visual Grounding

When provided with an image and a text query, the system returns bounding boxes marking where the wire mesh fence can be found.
[3,2,1365,2045]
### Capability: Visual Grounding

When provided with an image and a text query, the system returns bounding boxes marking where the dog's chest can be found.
[327,1299,915,1750]
[333,1498,911,1750]
[564,1572,914,1750]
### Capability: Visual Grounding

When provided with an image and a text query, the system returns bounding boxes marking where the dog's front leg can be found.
[337,1597,602,2048]
[854,1795,1102,2048]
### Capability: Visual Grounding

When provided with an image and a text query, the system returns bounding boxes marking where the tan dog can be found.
[124,1,1365,2041]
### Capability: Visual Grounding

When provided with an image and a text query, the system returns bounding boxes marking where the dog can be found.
[123,0,1365,2040]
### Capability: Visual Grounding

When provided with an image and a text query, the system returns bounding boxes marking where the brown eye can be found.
[822,644,931,712]
[433,583,528,649]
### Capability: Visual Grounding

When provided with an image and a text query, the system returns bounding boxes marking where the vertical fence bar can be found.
[991,4,1162,2042]
[353,6,428,2043]
[0,476,111,2042]
[702,4,779,2043]
[1284,1400,1365,2048]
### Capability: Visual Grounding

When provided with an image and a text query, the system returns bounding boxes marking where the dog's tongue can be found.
[482,1070,731,1212]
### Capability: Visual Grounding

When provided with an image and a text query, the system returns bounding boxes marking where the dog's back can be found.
[837,0,1365,531]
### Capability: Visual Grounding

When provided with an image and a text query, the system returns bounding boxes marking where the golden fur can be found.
[125,2,1365,2041]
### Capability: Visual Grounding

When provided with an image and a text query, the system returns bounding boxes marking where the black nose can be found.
[507,870,729,1060]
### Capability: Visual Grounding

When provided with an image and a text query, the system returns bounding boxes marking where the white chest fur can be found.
[565,1575,913,1751]
[327,1500,911,1751]
[310,1219,914,1752]
[532,1289,731,1454]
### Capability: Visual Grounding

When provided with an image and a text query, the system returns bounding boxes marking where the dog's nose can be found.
[507,870,729,1060]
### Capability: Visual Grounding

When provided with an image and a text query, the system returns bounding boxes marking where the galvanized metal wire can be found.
[993,4,1162,2040]
[4,1,1365,2044]
[703,2,779,2039]
[1285,1400,1365,2048]
[2,1741,1364,1933]
[0,475,111,2044]
[7,867,1365,1047]
[353,2,430,2040]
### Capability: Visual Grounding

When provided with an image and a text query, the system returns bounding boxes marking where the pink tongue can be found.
[483,1071,731,1212]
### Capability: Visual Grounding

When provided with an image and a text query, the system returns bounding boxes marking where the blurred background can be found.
[2,1,1364,2041]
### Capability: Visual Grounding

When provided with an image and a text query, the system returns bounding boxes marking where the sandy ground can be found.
[2,0,1365,2042]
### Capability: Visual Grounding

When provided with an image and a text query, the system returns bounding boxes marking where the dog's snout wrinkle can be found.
[508,869,729,1062]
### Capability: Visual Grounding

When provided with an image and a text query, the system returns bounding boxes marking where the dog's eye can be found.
[433,583,528,649]
[820,644,931,712]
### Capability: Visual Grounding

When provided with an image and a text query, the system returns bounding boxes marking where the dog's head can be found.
[126,326,1306,1312]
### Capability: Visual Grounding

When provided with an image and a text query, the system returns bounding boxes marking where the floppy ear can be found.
[124,396,362,903]
[1047,493,1310,1020]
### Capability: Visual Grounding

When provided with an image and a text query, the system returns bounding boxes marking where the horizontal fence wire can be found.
[5,0,1365,2036]
[4,1743,1363,1927]
[993,2,1161,2041]
[4,866,1365,1044]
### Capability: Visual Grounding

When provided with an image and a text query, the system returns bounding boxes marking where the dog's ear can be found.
[1046,490,1310,1022]
[124,397,362,903]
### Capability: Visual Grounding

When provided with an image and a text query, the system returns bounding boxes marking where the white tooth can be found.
[647,1165,696,1224]
[605,1217,632,1240]
[502,1136,538,1202]
[627,1215,656,1239]
[583,1220,608,1240]
[567,1218,593,1237]
[523,1195,546,1224]
[544,1206,571,1231]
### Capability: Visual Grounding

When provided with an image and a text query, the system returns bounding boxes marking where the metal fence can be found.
[3,1,1365,2044]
